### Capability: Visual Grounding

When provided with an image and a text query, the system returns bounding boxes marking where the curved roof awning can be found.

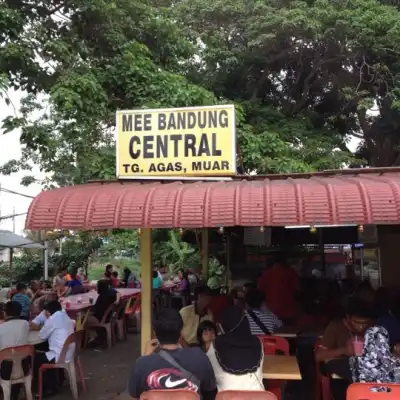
[25,172,400,230]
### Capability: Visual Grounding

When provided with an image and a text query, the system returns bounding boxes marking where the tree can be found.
[0,0,215,186]
[174,0,400,168]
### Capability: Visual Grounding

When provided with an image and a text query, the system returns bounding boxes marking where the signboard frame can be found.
[115,104,236,180]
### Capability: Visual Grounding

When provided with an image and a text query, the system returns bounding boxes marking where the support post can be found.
[201,229,209,281]
[140,228,152,355]
[44,240,49,280]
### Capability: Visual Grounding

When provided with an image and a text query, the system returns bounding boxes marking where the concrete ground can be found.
[55,333,140,400]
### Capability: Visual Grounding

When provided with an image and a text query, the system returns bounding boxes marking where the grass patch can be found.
[88,258,140,281]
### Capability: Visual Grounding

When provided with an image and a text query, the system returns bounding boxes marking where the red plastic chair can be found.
[347,383,400,399]
[216,390,277,399]
[314,338,331,400]
[257,335,290,400]
[257,336,290,356]
[37,330,85,400]
[140,390,200,399]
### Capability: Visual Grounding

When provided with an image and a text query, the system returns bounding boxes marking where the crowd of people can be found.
[127,257,400,400]
[0,263,140,398]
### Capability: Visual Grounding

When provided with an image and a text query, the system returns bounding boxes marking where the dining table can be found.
[262,355,302,380]
[61,288,141,314]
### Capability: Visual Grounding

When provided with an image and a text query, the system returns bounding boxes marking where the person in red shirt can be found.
[258,258,300,323]
[111,271,120,288]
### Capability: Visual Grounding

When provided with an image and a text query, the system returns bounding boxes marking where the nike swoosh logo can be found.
[165,377,187,388]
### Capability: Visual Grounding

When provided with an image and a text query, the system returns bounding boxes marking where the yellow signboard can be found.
[116,105,236,178]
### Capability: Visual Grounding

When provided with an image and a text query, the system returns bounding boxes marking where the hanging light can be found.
[137,228,142,235]
[46,230,55,237]
[99,230,109,237]
[358,225,364,233]
[179,228,184,235]
[310,225,317,234]
[260,226,265,233]
[219,227,224,234]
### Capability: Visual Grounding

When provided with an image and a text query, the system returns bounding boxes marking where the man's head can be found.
[345,297,374,334]
[5,301,22,318]
[44,300,62,317]
[153,308,183,345]
[105,264,113,273]
[16,282,27,293]
[30,280,41,291]
[245,288,265,309]
[194,285,212,312]
[112,271,118,278]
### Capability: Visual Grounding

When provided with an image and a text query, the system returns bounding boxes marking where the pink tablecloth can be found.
[62,288,140,313]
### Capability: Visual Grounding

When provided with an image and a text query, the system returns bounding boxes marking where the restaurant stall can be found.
[22,104,400,354]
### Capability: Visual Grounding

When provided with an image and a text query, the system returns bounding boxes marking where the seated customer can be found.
[207,305,264,391]
[0,301,29,350]
[0,302,30,400]
[111,271,120,288]
[317,297,374,362]
[350,326,400,385]
[85,279,121,344]
[12,283,31,320]
[35,300,75,395]
[152,270,163,289]
[197,320,217,352]
[127,308,216,399]
[317,297,374,400]
[245,288,282,335]
[180,285,213,346]
[65,273,85,295]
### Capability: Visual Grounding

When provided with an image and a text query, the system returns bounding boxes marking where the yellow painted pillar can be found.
[140,228,152,355]
[201,229,209,280]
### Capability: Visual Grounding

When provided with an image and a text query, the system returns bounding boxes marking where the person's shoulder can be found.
[181,346,209,360]
[324,318,345,332]
[180,304,194,316]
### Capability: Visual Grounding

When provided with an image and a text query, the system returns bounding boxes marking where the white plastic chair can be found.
[37,330,85,400]
[0,344,35,400]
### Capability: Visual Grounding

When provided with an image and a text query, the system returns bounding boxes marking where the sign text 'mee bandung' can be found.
[116,105,236,178]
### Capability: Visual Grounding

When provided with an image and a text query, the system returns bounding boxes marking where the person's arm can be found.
[127,359,144,400]
[316,322,353,362]
[200,353,217,400]
[30,311,46,331]
[115,292,121,304]
[39,318,55,341]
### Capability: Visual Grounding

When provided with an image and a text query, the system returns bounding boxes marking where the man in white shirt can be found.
[34,300,75,395]
[0,302,30,399]
[0,301,29,351]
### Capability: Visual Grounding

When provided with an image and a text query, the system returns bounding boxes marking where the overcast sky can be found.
[0,90,42,234]
[0,90,361,235]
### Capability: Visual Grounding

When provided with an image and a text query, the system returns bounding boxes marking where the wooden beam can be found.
[140,228,152,355]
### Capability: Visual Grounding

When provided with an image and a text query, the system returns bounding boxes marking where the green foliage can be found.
[153,230,199,275]
[99,230,140,259]
[0,253,43,287]
[3,0,400,186]
[206,257,226,290]
[50,232,103,275]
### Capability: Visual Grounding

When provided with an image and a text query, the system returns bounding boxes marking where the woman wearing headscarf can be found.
[350,326,400,387]
[206,305,265,391]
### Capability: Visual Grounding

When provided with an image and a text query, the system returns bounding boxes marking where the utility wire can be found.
[0,187,35,199]
[0,212,28,221]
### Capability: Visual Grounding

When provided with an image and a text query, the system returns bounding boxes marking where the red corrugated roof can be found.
[25,172,400,230]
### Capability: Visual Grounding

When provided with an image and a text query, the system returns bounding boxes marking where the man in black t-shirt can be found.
[92,279,119,322]
[127,308,216,399]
